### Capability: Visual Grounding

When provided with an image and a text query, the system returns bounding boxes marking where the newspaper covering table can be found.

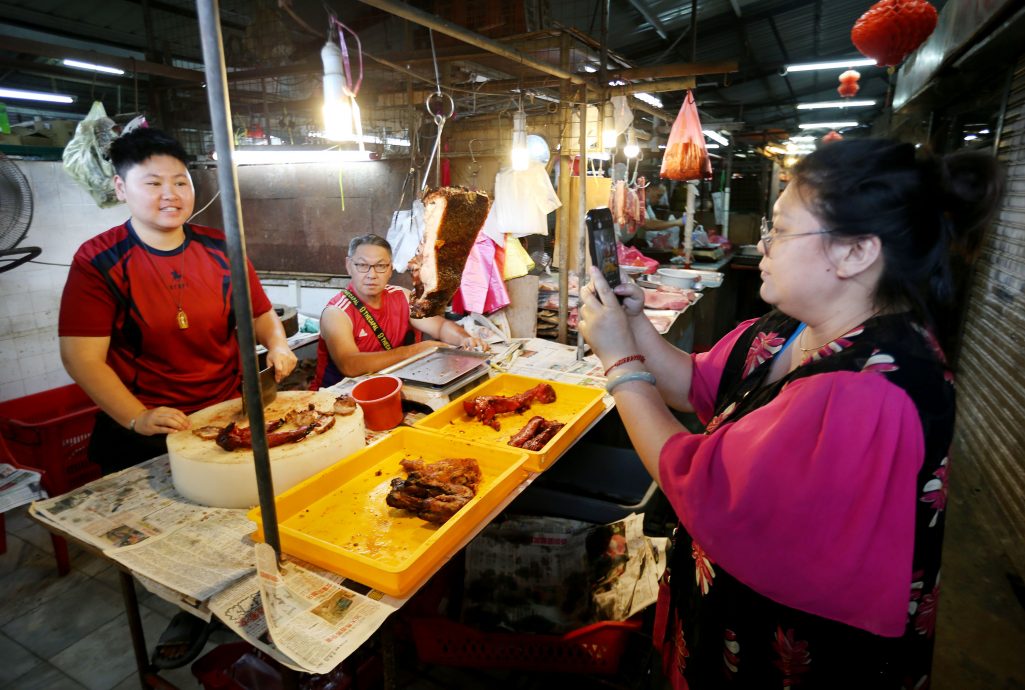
[28,455,407,672]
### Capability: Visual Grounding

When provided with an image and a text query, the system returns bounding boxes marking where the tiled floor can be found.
[1,474,1024,690]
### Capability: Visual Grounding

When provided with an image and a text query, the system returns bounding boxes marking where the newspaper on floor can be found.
[0,463,46,513]
[250,543,401,674]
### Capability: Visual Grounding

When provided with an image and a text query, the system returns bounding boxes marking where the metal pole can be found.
[196,0,281,557]
[557,33,571,345]
[576,99,587,360]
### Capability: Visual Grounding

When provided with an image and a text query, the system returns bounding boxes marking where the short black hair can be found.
[347,234,392,257]
[108,127,189,178]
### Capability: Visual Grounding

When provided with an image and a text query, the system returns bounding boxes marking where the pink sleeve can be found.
[660,371,924,637]
[687,319,757,424]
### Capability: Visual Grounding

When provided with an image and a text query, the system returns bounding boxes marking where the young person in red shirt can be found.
[312,234,487,389]
[59,128,296,475]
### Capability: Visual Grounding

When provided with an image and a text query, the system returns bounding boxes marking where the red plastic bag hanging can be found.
[660,91,712,181]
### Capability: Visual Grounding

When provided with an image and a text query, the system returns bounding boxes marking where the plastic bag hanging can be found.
[659,91,712,181]
[62,101,119,208]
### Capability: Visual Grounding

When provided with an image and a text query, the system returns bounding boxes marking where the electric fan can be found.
[0,152,41,273]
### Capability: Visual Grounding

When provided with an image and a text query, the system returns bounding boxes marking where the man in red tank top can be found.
[312,234,488,389]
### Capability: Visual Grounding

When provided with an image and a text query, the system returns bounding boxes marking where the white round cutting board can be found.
[167,390,366,508]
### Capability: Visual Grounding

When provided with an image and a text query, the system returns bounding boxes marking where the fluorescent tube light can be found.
[633,92,663,109]
[784,58,875,74]
[798,121,858,130]
[213,149,379,164]
[797,100,876,110]
[703,129,729,146]
[705,143,720,149]
[63,59,125,75]
[0,87,74,104]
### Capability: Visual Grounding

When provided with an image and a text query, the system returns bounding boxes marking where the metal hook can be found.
[425,91,455,120]
[468,139,480,164]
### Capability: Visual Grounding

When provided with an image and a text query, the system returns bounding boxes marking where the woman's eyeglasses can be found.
[759,216,830,258]
[351,262,391,274]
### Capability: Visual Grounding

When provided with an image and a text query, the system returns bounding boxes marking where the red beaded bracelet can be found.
[604,354,646,377]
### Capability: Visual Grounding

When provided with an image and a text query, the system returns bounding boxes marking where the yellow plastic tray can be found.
[414,373,605,472]
[248,427,528,597]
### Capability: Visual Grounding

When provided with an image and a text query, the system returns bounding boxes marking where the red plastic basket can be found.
[408,617,642,675]
[0,384,100,495]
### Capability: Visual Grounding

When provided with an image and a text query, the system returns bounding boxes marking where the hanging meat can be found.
[409,187,491,318]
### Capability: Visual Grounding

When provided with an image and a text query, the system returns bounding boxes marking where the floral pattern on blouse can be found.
[743,331,785,378]
[915,572,940,638]
[862,349,899,373]
[673,623,690,674]
[723,628,740,677]
[692,541,716,595]
[921,457,948,528]
[908,569,925,619]
[911,322,954,384]
[801,324,865,364]
[772,626,811,687]
[706,402,737,435]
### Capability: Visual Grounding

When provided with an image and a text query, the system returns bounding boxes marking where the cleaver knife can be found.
[241,365,278,415]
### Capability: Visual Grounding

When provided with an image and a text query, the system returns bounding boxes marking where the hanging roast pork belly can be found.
[409,187,490,318]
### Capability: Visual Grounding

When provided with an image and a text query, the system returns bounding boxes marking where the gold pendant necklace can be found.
[138,232,189,329]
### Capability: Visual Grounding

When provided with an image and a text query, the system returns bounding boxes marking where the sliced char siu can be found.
[409,187,491,319]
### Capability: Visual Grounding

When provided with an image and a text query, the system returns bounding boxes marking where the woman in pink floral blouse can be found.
[578,139,1003,689]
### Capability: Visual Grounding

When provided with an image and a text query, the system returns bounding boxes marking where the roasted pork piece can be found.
[192,400,349,451]
[508,416,565,450]
[385,457,482,524]
[462,383,557,430]
[409,187,490,318]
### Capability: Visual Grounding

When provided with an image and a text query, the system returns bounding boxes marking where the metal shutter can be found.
[953,53,1025,575]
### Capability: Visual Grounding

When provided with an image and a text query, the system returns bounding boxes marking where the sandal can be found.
[151,611,216,670]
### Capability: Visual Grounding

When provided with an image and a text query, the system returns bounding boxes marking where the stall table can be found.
[29,341,616,689]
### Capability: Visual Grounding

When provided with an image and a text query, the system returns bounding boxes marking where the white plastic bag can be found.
[386,199,424,272]
[62,101,119,208]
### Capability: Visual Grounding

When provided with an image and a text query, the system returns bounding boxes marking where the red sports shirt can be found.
[312,285,417,389]
[59,221,272,413]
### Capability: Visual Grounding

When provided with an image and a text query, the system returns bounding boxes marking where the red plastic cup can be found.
[351,375,404,431]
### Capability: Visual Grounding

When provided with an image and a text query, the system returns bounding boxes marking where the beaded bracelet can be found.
[604,354,646,376]
[605,370,657,394]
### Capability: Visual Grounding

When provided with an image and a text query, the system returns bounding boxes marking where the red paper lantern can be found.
[838,70,861,98]
[851,0,938,67]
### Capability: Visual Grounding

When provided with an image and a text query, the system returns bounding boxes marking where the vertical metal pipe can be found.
[557,32,571,346]
[690,0,698,62]
[196,0,281,557]
[576,98,587,360]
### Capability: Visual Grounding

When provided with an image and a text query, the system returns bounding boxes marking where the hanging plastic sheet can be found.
[451,231,510,315]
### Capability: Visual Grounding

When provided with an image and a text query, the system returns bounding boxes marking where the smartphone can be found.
[585,208,621,295]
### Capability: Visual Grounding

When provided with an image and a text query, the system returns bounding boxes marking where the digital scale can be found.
[381,347,492,410]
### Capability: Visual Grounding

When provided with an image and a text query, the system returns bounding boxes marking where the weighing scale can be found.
[382,347,491,410]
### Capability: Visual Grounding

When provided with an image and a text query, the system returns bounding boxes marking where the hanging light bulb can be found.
[511,109,529,171]
[321,41,362,143]
[623,127,640,158]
